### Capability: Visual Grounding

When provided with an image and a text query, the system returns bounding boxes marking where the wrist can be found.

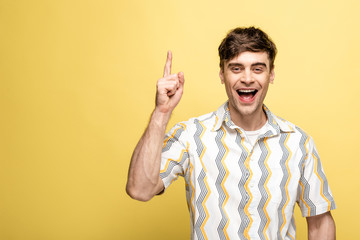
[151,108,172,128]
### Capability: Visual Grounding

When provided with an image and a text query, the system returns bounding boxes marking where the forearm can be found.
[126,109,171,201]
[307,212,336,240]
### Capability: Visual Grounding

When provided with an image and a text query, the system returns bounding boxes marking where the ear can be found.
[219,69,225,84]
[270,68,275,84]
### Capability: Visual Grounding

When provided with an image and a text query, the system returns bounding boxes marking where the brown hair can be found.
[218,26,277,70]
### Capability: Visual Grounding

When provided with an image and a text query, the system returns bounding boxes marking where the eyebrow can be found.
[227,62,267,68]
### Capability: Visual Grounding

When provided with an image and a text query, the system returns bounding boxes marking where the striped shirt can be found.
[160,102,336,240]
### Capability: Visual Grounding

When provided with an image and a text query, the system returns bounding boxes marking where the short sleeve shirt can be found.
[160,102,336,240]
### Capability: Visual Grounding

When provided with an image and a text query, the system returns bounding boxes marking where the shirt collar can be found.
[212,101,294,135]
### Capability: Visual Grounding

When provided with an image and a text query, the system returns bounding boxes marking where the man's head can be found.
[218,27,277,130]
[218,27,277,71]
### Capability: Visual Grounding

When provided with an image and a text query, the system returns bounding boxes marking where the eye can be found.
[253,67,264,73]
[231,67,242,73]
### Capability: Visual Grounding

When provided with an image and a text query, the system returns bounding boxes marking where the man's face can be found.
[220,51,275,124]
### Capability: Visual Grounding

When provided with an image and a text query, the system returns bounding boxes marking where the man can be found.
[126,27,336,239]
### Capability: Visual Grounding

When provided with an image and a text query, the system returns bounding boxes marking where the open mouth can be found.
[236,89,258,103]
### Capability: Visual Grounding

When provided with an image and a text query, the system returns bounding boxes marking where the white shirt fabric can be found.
[160,102,336,240]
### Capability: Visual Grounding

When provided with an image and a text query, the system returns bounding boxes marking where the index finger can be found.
[163,50,172,77]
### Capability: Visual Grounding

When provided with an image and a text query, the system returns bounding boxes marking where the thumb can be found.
[178,72,185,86]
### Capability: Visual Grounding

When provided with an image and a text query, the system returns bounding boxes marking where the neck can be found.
[229,106,267,131]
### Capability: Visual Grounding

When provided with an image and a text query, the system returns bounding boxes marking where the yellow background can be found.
[1,0,359,239]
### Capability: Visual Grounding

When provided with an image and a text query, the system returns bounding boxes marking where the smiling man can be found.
[220,51,274,131]
[126,27,336,240]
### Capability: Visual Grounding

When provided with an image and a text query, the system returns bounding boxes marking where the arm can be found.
[126,51,185,201]
[307,211,336,240]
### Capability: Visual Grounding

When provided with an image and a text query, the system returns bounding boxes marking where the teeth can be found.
[238,89,256,93]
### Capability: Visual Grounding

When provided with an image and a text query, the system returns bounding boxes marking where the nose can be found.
[240,69,254,84]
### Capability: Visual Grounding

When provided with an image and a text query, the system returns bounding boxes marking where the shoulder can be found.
[177,111,217,129]
[163,111,216,151]
[272,112,309,135]
[272,113,316,147]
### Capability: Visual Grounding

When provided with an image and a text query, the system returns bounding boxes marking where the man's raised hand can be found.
[155,51,184,114]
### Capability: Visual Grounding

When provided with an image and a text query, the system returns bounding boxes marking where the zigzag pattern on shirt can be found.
[215,127,230,239]
[235,131,251,240]
[277,133,292,240]
[162,123,186,152]
[159,149,189,180]
[296,126,316,216]
[257,138,271,240]
[194,119,209,240]
[312,149,335,211]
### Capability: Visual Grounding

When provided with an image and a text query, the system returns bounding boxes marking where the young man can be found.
[126,27,336,240]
